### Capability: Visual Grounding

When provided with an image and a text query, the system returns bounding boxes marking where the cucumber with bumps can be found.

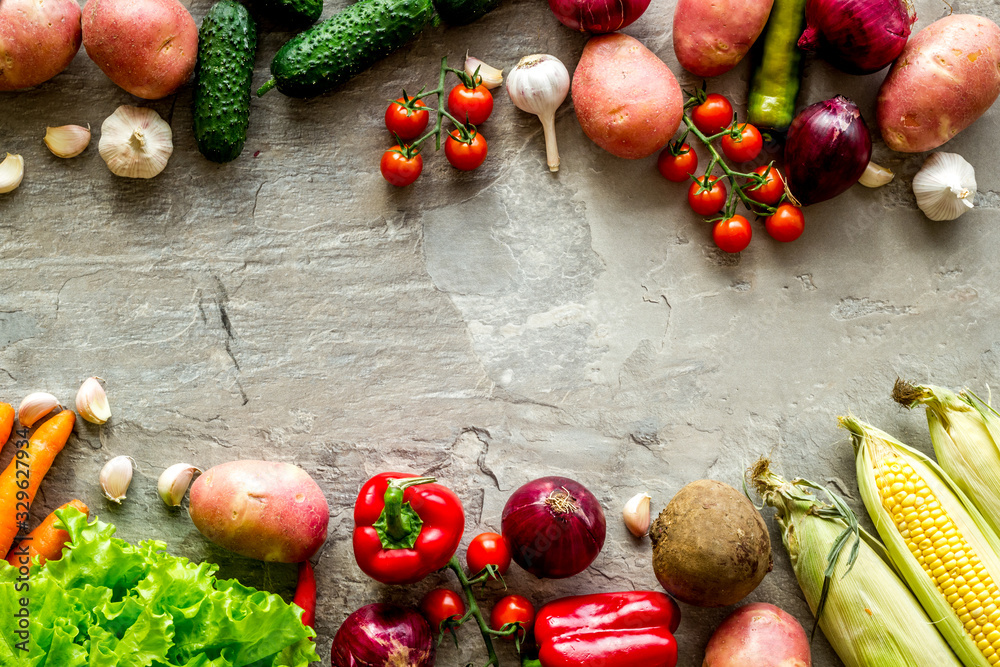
[259,0,323,27]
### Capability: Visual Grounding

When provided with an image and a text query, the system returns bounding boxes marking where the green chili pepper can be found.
[748,0,809,131]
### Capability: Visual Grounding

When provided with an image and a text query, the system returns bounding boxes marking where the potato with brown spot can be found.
[673,0,774,77]
[0,0,82,91]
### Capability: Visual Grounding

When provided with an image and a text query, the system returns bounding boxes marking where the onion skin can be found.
[331,603,435,667]
[501,476,606,579]
[798,0,914,74]
[784,95,872,206]
[548,0,651,33]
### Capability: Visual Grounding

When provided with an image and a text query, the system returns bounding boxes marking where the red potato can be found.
[82,0,197,99]
[572,33,683,159]
[877,14,1000,152]
[189,460,330,562]
[0,0,82,91]
[703,602,810,667]
[673,0,774,77]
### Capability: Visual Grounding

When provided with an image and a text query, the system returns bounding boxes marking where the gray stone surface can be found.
[2,0,1000,663]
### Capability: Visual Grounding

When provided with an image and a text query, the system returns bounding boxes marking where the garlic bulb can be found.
[623,492,652,537]
[157,463,202,507]
[18,392,60,427]
[858,161,894,188]
[0,153,24,193]
[912,152,977,221]
[465,54,503,89]
[506,54,570,172]
[76,377,111,424]
[44,124,91,158]
[100,455,136,503]
[99,106,173,178]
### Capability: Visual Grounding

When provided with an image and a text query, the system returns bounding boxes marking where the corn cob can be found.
[895,380,1000,537]
[750,458,963,667]
[843,415,1000,667]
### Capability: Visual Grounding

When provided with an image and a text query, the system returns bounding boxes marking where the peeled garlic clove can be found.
[0,153,24,193]
[44,124,91,158]
[465,54,503,89]
[623,492,652,537]
[18,392,60,427]
[100,455,136,503]
[76,377,111,424]
[157,463,202,507]
[913,152,977,221]
[99,106,173,179]
[858,161,894,188]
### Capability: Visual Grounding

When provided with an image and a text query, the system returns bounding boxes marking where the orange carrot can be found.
[0,409,75,557]
[0,403,13,454]
[5,498,88,567]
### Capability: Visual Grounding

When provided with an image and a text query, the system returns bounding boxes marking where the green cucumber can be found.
[258,0,323,27]
[193,0,257,163]
[747,0,808,131]
[432,0,501,26]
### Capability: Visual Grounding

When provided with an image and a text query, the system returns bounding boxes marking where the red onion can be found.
[547,0,651,33]
[501,476,606,579]
[797,0,915,74]
[784,95,871,206]
[331,603,435,667]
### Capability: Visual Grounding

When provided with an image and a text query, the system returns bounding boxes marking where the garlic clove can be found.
[44,124,92,158]
[100,455,136,503]
[913,152,977,221]
[18,392,60,427]
[157,463,202,507]
[76,377,111,424]
[99,106,173,179]
[623,492,652,537]
[0,153,24,193]
[858,161,894,188]
[465,54,503,89]
[506,54,570,172]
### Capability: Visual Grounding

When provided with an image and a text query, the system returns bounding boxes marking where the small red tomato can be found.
[445,129,488,171]
[657,143,699,183]
[490,594,535,641]
[687,176,727,216]
[721,124,763,163]
[384,98,429,142]
[713,215,753,253]
[765,204,805,242]
[380,146,423,187]
[448,84,494,126]
[420,588,466,632]
[467,532,512,576]
[747,165,785,206]
[690,93,734,136]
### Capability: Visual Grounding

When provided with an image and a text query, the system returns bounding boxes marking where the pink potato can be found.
[703,602,811,667]
[673,0,774,77]
[572,33,683,159]
[82,0,197,99]
[877,14,1000,152]
[189,460,330,563]
[0,0,82,91]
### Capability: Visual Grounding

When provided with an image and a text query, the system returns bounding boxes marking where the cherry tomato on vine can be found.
[490,594,535,641]
[384,98,429,142]
[687,176,727,216]
[445,129,488,171]
[467,532,512,576]
[747,165,785,206]
[380,146,423,187]
[713,215,753,253]
[690,93,734,136]
[721,124,763,163]
[657,143,699,183]
[448,84,494,126]
[765,204,805,242]
[420,588,466,631]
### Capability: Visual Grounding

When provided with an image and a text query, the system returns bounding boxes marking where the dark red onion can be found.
[797,0,915,74]
[784,95,872,206]
[548,0,651,33]
[331,603,434,667]
[501,476,606,579]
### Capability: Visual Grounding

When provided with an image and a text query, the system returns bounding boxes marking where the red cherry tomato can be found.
[687,176,727,216]
[467,532,512,576]
[713,215,753,253]
[380,146,422,187]
[765,204,805,242]
[490,594,535,641]
[657,143,699,183]
[384,98,429,142]
[445,129,488,171]
[448,84,494,126]
[690,93,734,136]
[420,588,466,632]
[747,165,785,206]
[721,123,763,163]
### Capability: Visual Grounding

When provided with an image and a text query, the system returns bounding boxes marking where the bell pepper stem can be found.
[521,660,542,667]
[447,556,502,667]
[382,477,437,542]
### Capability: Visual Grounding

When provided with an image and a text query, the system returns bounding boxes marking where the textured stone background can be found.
[2,0,999,663]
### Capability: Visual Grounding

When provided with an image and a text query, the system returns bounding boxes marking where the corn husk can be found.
[750,458,963,667]
[843,415,1000,667]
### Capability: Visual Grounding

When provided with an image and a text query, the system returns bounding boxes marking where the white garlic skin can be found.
[913,152,977,221]
[18,392,60,427]
[465,55,503,89]
[76,377,111,424]
[858,161,894,188]
[506,54,570,172]
[45,124,91,158]
[157,463,202,507]
[623,492,652,537]
[100,455,136,503]
[0,153,24,193]
[99,106,173,179]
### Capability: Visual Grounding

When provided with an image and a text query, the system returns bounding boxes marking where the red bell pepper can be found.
[353,472,465,585]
